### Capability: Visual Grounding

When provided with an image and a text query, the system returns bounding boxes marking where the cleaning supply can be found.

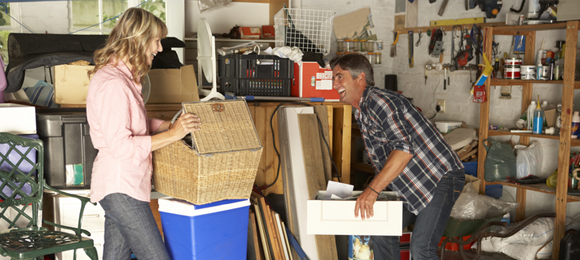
[533,100,545,134]
[527,101,537,130]
[536,61,543,80]
[572,111,580,139]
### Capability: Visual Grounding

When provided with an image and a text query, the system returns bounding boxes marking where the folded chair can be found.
[0,132,97,260]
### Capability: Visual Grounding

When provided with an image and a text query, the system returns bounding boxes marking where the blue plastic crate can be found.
[463,161,503,199]
[158,198,250,260]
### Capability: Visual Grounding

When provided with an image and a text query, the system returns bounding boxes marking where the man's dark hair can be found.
[329,53,375,86]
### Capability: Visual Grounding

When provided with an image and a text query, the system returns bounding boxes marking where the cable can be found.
[262,102,341,189]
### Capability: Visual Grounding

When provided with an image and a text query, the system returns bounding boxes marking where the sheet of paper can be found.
[325,180,354,199]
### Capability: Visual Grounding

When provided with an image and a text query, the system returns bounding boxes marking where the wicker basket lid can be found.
[182,100,262,155]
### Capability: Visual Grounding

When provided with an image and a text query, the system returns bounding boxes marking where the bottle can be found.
[572,111,580,139]
[555,103,562,135]
[527,101,537,130]
[555,41,564,61]
[533,101,545,134]
[536,62,543,80]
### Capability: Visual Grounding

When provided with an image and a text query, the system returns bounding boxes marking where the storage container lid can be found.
[182,99,262,154]
[158,197,250,216]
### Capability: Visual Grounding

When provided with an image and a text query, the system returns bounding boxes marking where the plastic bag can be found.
[198,0,233,13]
[450,184,518,220]
[515,141,543,179]
[484,139,517,182]
[450,184,489,219]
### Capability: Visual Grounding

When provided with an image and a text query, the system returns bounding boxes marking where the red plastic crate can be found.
[438,235,474,251]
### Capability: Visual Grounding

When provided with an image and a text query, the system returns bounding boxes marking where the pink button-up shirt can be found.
[86,61,163,203]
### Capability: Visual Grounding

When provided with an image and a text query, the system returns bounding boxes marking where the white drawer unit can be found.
[45,189,105,260]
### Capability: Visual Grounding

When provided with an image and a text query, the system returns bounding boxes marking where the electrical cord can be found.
[262,102,341,189]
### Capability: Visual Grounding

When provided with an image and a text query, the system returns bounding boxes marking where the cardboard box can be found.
[239,27,261,39]
[307,191,403,236]
[261,25,275,39]
[544,107,556,127]
[292,62,340,101]
[53,64,93,105]
[147,65,199,104]
[0,103,36,134]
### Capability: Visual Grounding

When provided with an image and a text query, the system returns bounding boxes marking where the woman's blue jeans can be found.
[99,193,170,260]
[372,169,465,260]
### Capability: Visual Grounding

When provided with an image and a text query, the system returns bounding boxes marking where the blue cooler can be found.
[463,161,503,199]
[158,198,250,260]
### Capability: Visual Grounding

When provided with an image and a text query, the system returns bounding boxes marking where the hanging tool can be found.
[408,31,414,68]
[451,25,462,71]
[428,29,444,57]
[438,0,450,16]
[424,63,433,85]
[391,30,400,57]
[443,64,448,90]
[510,0,526,13]
[476,0,503,19]
[416,30,423,47]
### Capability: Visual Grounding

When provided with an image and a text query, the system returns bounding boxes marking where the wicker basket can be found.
[152,100,263,205]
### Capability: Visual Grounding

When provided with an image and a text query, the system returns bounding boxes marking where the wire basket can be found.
[274,8,335,56]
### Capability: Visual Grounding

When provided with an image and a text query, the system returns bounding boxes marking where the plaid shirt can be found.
[355,87,463,214]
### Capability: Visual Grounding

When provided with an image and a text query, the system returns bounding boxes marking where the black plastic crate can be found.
[218,54,293,96]
[220,78,292,97]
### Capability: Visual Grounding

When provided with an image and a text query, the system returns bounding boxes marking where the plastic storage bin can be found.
[36,109,97,188]
[158,198,250,260]
[218,54,293,96]
[463,161,503,199]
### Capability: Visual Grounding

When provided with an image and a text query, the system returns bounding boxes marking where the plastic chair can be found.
[0,132,97,260]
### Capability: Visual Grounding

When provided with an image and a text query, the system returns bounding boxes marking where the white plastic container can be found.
[520,65,536,80]
[434,121,462,134]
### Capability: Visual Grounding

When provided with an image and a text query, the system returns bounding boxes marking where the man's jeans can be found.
[372,170,465,260]
[99,193,170,260]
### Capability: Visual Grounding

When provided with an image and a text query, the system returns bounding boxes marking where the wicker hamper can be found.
[152,100,263,205]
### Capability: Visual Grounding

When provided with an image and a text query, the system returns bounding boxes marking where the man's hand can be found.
[354,187,379,220]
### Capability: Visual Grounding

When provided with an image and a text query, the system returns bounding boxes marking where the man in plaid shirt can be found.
[331,54,465,260]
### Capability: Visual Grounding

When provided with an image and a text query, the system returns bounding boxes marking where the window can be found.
[0,3,20,64]
[69,0,128,34]
[69,0,166,34]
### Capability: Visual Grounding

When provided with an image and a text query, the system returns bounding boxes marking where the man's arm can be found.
[354,150,413,220]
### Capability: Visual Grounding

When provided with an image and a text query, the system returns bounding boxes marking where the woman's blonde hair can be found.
[90,7,167,83]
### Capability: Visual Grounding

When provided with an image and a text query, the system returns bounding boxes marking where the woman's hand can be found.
[170,113,201,140]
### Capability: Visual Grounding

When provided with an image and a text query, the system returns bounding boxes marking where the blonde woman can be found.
[86,7,200,260]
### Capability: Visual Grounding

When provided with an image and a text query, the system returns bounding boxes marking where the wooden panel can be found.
[314,105,332,182]
[477,26,493,195]
[149,199,163,237]
[268,0,288,25]
[299,113,338,260]
[553,20,579,260]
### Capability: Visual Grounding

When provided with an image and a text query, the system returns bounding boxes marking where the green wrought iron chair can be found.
[0,132,97,260]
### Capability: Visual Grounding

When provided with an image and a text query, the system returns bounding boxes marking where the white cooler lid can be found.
[158,198,250,217]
